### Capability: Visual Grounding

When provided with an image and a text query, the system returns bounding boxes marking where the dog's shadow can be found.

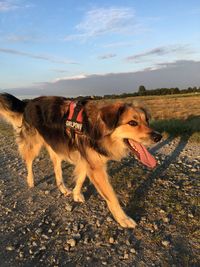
[125,134,191,222]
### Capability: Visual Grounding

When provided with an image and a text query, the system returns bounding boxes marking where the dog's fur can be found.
[0,93,162,228]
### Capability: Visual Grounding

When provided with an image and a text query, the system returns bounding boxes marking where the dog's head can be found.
[91,102,162,168]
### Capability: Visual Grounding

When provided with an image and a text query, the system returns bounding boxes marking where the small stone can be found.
[102,262,107,265]
[130,248,136,254]
[65,204,73,212]
[95,233,99,239]
[127,181,132,188]
[159,209,165,214]
[40,245,46,251]
[96,220,101,227]
[6,245,15,251]
[67,238,76,247]
[32,241,37,247]
[124,253,129,259]
[153,223,158,230]
[44,190,50,195]
[79,223,84,229]
[51,222,56,227]
[63,244,70,251]
[162,240,170,247]
[42,234,49,240]
[83,237,89,244]
[35,228,42,235]
[73,225,79,231]
[13,201,17,209]
[19,251,24,258]
[21,229,26,235]
[106,216,113,223]
[109,237,114,244]
[163,217,169,223]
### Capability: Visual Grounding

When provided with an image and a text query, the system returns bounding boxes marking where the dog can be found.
[0,93,162,228]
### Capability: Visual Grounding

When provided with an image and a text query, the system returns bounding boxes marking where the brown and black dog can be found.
[0,93,162,228]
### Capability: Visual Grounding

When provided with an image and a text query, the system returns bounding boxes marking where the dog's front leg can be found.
[87,166,136,228]
[73,161,87,203]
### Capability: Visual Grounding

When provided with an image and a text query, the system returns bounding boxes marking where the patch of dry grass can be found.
[103,94,200,120]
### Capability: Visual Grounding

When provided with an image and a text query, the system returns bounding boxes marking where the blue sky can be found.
[0,0,200,95]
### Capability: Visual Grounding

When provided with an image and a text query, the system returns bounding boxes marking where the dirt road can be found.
[0,121,199,267]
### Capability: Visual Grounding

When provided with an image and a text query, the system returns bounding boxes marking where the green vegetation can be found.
[94,85,200,100]
[151,116,200,142]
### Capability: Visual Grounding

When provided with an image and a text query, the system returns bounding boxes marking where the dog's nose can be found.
[151,131,162,143]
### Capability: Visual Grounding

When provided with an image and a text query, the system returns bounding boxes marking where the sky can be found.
[0,0,200,97]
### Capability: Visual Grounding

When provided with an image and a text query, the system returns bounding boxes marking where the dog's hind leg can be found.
[73,161,87,203]
[18,132,42,188]
[45,145,71,196]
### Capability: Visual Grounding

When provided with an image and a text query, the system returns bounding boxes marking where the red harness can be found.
[65,101,84,134]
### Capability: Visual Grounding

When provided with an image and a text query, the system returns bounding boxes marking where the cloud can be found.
[51,69,69,74]
[5,34,38,43]
[0,0,18,11]
[0,0,31,12]
[0,47,78,64]
[53,74,88,83]
[126,45,193,62]
[64,7,138,41]
[98,53,116,60]
[4,60,200,97]
[103,41,136,48]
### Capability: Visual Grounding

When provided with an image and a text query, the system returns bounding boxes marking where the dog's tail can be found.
[0,93,28,129]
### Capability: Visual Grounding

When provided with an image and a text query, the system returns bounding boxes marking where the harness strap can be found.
[65,101,84,134]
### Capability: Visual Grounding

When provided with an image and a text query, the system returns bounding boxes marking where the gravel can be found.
[0,122,199,266]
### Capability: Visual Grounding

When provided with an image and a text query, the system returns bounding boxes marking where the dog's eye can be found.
[128,120,138,127]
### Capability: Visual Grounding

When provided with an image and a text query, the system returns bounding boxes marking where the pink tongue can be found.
[131,141,157,168]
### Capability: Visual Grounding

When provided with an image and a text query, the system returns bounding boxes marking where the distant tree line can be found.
[91,85,200,100]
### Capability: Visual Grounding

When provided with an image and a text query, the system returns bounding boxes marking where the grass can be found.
[151,116,200,142]
[103,94,200,118]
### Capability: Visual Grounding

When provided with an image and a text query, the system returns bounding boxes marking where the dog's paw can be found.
[59,185,71,196]
[73,192,85,203]
[117,216,137,228]
[63,189,72,197]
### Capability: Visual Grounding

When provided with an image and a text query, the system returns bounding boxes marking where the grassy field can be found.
[102,93,200,142]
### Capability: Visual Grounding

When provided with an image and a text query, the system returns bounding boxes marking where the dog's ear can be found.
[133,102,151,124]
[100,103,126,130]
[85,103,127,140]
